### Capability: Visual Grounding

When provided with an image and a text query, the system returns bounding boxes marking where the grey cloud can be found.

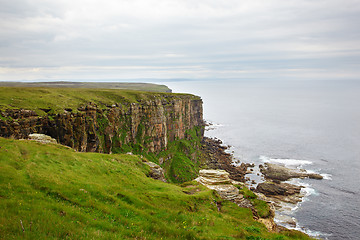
[0,0,360,80]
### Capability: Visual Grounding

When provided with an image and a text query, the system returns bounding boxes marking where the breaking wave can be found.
[259,155,313,168]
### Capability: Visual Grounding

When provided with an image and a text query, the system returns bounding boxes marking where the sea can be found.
[163,79,360,240]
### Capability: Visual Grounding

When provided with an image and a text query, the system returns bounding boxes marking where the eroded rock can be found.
[260,163,323,181]
[202,137,247,182]
[256,182,302,196]
[144,161,167,182]
[28,133,57,144]
[196,169,252,208]
[256,182,306,204]
[0,96,204,154]
[197,169,280,231]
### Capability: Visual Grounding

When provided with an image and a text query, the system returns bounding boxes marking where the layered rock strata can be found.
[196,169,277,231]
[27,133,57,144]
[256,182,304,205]
[195,169,252,208]
[0,96,203,154]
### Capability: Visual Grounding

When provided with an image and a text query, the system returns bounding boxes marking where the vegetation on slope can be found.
[0,138,311,239]
[237,185,272,219]
[160,127,205,183]
[0,87,198,115]
[0,82,172,93]
[109,126,205,184]
[0,86,205,184]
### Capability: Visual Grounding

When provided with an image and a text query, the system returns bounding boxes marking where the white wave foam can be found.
[275,211,332,239]
[204,121,224,128]
[295,226,332,239]
[321,173,332,180]
[260,155,331,238]
[259,155,313,168]
[287,179,318,198]
[303,169,332,181]
[302,185,318,200]
[274,214,298,228]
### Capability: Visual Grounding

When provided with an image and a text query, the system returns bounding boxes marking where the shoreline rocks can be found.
[260,163,323,181]
[251,162,324,230]
[202,137,247,182]
[256,182,304,204]
[196,169,253,209]
[196,169,278,232]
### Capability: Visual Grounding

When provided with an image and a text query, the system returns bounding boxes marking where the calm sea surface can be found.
[163,79,360,239]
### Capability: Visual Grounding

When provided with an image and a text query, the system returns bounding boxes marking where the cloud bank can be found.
[1,0,360,81]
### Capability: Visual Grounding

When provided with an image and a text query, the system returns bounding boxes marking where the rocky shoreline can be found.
[202,134,324,233]
[201,137,248,182]
[201,137,280,231]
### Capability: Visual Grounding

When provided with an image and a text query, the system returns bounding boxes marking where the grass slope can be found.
[0,87,198,115]
[0,138,311,239]
[0,82,171,93]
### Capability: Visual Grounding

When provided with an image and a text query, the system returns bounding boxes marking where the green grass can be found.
[0,87,199,115]
[0,82,172,93]
[159,128,204,183]
[0,138,312,239]
[237,186,272,219]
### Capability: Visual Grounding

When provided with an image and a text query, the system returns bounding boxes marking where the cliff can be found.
[0,86,312,239]
[0,87,203,154]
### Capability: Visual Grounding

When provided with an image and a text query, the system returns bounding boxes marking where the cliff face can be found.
[0,96,204,154]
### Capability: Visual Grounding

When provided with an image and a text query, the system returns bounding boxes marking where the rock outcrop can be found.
[196,169,278,232]
[202,137,247,182]
[0,95,203,154]
[196,169,252,208]
[27,133,57,144]
[260,163,323,181]
[255,163,324,228]
[256,182,304,204]
[143,161,167,182]
[256,182,302,196]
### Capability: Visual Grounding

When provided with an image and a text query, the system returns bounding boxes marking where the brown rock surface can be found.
[196,169,252,208]
[202,137,247,182]
[260,163,323,181]
[256,182,302,196]
[0,96,204,154]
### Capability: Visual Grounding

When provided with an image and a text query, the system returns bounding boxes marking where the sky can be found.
[0,0,360,81]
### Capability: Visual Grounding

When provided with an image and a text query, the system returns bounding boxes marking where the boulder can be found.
[260,163,323,181]
[256,182,302,196]
[196,169,232,185]
[196,169,252,208]
[28,133,57,144]
[144,161,167,182]
[256,182,305,204]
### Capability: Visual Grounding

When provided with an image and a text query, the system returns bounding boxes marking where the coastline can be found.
[204,123,327,239]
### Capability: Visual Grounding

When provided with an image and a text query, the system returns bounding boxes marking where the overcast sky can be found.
[1,0,360,81]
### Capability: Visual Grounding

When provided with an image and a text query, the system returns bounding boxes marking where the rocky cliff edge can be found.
[0,88,204,154]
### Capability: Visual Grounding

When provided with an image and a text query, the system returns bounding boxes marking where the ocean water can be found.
[163,79,360,239]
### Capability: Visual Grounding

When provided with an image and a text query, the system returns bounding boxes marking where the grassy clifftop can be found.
[0,138,311,239]
[0,82,172,93]
[0,87,198,115]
